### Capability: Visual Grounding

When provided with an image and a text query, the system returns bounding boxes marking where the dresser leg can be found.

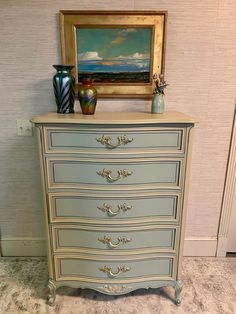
[47,278,56,306]
[174,280,182,306]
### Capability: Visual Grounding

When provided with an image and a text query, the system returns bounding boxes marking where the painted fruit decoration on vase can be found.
[52,65,75,114]
[78,79,97,115]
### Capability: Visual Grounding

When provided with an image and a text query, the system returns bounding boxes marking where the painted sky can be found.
[76,28,152,73]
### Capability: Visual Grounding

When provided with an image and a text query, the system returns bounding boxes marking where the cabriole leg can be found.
[47,278,56,306]
[174,280,182,306]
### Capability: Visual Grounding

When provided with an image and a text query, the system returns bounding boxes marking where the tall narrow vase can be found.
[151,93,165,114]
[78,79,97,115]
[52,65,75,114]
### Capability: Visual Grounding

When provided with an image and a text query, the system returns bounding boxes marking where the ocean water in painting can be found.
[76,28,152,83]
[78,58,150,73]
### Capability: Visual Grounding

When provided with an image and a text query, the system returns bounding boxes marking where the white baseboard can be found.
[183,237,217,256]
[216,236,228,257]
[0,237,217,257]
[1,238,46,257]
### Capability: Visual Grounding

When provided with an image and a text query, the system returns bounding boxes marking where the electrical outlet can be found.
[17,120,33,136]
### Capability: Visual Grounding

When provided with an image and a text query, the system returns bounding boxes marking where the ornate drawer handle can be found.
[97,168,133,182]
[97,203,132,216]
[96,135,133,149]
[98,235,132,248]
[99,265,131,278]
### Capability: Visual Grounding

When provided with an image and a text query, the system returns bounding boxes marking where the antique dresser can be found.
[31,111,195,306]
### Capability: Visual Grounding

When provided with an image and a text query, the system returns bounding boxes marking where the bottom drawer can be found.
[54,254,176,283]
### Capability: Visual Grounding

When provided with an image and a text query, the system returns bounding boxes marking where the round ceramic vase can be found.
[78,79,97,115]
[151,93,165,114]
[52,65,75,114]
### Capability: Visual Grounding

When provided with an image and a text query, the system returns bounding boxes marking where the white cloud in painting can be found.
[135,62,149,68]
[122,58,150,71]
[111,29,137,46]
[119,28,137,34]
[111,36,125,46]
[78,51,103,61]
[115,53,150,60]
[132,53,149,59]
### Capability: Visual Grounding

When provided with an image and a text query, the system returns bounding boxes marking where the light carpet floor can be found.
[0,257,236,314]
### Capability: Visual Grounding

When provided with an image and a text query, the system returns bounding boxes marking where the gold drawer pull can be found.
[98,235,132,248]
[97,168,132,182]
[97,203,132,216]
[96,135,133,149]
[99,265,130,278]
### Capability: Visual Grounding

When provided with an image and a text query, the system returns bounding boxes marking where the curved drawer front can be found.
[48,192,181,224]
[51,225,178,254]
[44,127,185,155]
[46,158,183,190]
[54,254,176,282]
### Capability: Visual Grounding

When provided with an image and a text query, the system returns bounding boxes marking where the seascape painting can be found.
[76,27,153,84]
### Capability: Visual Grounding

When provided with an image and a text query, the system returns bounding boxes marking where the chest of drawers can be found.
[32,111,195,306]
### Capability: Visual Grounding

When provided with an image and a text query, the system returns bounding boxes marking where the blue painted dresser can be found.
[31,111,196,306]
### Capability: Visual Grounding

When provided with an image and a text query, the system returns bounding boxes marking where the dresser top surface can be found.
[31,111,196,125]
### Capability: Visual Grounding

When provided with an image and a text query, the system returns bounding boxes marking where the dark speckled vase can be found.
[78,79,97,115]
[52,65,75,114]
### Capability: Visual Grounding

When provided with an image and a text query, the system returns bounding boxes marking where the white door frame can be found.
[217,103,236,256]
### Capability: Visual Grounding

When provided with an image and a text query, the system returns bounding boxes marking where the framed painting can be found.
[60,11,167,98]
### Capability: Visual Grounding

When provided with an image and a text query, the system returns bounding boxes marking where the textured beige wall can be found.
[0,0,236,243]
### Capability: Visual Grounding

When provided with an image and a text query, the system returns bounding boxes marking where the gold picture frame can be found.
[60,10,167,98]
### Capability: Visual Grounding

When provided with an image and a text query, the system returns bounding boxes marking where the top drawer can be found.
[43,127,185,155]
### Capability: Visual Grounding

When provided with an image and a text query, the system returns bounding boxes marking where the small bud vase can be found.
[78,79,97,115]
[151,93,165,114]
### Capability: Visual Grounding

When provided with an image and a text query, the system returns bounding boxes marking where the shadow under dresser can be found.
[31,111,196,306]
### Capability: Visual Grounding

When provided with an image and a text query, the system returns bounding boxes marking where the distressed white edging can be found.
[216,104,236,257]
[1,237,216,257]
[1,238,46,257]
[184,237,217,256]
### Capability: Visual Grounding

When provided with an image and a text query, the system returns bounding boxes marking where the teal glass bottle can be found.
[52,65,75,114]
